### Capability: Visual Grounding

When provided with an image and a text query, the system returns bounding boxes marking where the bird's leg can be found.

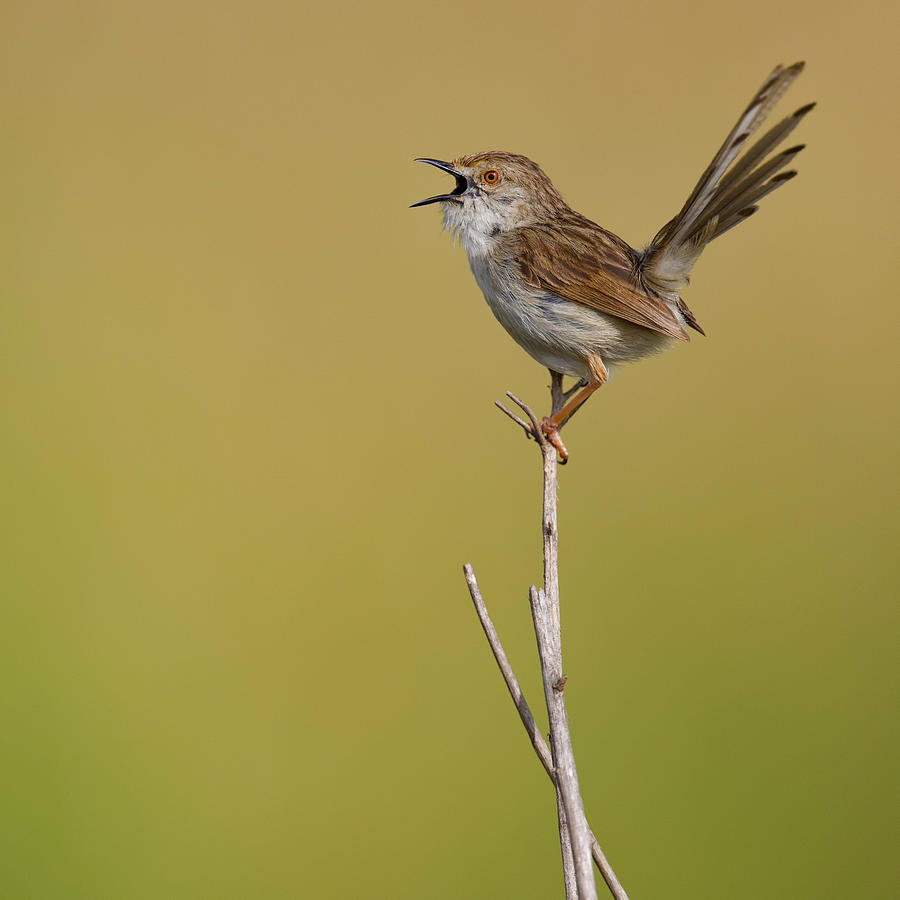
[562,378,588,403]
[550,371,588,419]
[540,382,602,461]
[541,356,607,461]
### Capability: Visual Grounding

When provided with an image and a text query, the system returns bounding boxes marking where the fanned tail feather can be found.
[640,63,813,305]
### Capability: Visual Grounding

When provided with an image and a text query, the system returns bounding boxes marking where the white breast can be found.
[442,200,676,377]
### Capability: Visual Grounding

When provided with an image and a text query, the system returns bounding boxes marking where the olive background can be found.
[1,0,898,897]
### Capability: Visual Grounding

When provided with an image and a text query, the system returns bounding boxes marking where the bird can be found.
[411,62,813,460]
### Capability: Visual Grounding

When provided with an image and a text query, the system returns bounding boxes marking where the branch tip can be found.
[495,400,534,437]
[505,391,542,433]
[460,379,631,900]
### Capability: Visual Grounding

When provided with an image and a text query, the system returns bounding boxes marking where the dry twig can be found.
[463,564,629,900]
[461,371,628,900]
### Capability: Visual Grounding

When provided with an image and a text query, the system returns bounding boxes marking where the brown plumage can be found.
[642,62,812,296]
[413,63,813,458]
[508,217,690,341]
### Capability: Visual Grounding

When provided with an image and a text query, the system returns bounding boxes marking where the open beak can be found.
[410,158,470,208]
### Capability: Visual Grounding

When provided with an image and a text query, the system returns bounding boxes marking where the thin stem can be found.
[462,564,551,775]
[468,381,630,900]
[463,564,629,900]
[494,400,534,437]
[551,370,567,417]
[531,580,597,900]
[556,786,578,899]
[505,391,543,439]
[535,429,596,898]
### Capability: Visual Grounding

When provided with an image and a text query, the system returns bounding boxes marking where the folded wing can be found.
[508,216,690,341]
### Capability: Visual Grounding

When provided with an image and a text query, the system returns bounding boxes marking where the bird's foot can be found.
[540,417,569,463]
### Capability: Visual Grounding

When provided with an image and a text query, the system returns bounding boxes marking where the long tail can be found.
[640,62,814,306]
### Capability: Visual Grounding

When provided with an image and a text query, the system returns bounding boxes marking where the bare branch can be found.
[494,400,535,438]
[505,391,544,442]
[532,421,598,898]
[556,786,578,900]
[465,377,631,900]
[531,584,597,900]
[591,837,629,900]
[497,378,589,459]
[551,370,567,418]
[462,564,551,777]
[463,563,630,900]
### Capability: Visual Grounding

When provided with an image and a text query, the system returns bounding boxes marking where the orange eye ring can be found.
[483,169,500,185]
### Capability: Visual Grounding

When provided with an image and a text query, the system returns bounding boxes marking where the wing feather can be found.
[506,218,690,341]
[664,62,805,249]
[641,62,810,295]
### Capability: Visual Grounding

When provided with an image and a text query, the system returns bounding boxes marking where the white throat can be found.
[441,195,508,260]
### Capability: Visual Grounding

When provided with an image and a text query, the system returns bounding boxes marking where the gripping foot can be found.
[540,417,570,462]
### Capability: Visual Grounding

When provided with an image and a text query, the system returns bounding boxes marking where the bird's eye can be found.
[483,169,500,184]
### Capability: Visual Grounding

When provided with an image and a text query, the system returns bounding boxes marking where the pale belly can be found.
[469,255,676,379]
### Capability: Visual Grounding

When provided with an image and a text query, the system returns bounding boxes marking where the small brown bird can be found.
[412,62,813,459]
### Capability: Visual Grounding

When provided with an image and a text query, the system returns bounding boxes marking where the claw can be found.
[541,417,569,461]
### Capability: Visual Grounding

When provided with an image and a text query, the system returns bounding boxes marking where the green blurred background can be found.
[1,0,897,897]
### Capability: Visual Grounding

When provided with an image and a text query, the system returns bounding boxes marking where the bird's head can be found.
[411,152,566,253]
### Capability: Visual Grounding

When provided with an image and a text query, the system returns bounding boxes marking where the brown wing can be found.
[506,217,689,341]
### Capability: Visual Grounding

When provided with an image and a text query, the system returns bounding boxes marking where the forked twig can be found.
[463,564,550,774]
[466,372,624,899]
[494,400,533,437]
[463,565,629,900]
[494,390,549,443]
[506,391,544,438]
[497,374,588,463]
